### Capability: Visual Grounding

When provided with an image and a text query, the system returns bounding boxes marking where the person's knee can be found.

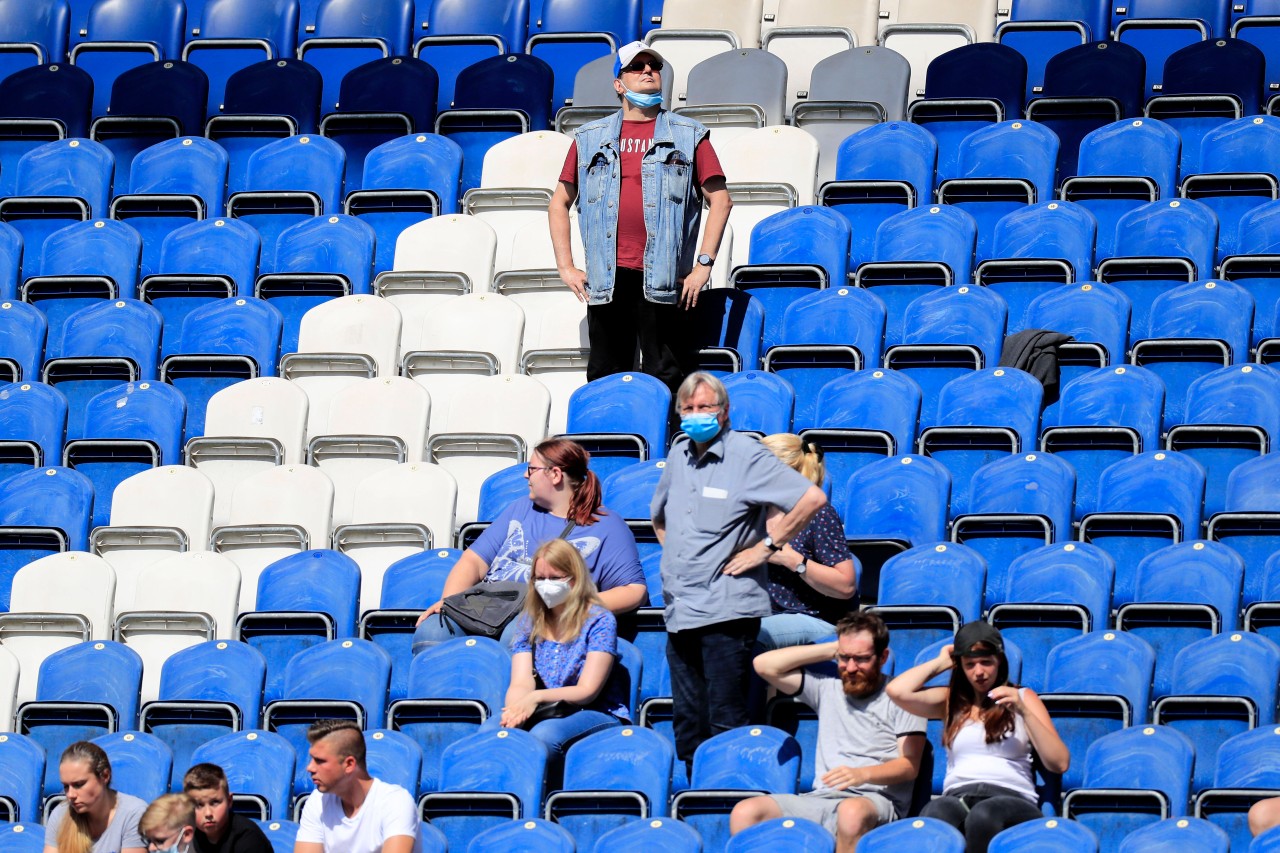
[729,796,780,833]
[835,797,880,841]
[1250,796,1280,836]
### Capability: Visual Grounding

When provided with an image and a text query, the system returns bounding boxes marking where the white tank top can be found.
[941,693,1037,802]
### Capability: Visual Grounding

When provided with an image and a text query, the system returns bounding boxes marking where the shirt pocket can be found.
[585,152,612,203]
[663,152,692,202]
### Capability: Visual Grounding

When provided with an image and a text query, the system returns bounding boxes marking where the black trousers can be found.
[586,267,695,398]
[666,617,761,765]
[920,783,1044,853]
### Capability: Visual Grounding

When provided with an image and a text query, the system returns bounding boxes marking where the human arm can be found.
[500,650,617,727]
[722,484,828,577]
[380,837,417,853]
[989,685,1070,774]
[820,733,926,791]
[549,178,587,302]
[294,845,323,853]
[765,505,856,598]
[590,512,650,614]
[769,545,856,598]
[753,639,838,695]
[598,583,648,613]
[679,174,732,309]
[415,549,489,623]
[885,643,953,719]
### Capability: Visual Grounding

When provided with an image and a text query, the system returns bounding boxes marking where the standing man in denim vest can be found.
[548,41,732,396]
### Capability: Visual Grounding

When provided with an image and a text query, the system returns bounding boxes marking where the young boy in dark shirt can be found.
[183,763,274,853]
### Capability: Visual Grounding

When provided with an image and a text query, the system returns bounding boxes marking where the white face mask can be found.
[535,578,572,608]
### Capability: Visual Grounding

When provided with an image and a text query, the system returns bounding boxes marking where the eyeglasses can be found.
[621,58,663,73]
[526,465,553,476]
[678,403,721,415]
[836,653,877,666]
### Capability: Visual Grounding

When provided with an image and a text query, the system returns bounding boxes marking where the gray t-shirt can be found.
[45,792,147,852]
[798,665,927,818]
[651,430,815,631]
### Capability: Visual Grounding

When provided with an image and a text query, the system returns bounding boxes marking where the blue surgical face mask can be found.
[621,85,663,108]
[681,413,721,443]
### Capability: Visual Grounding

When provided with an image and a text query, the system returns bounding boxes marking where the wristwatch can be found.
[697,253,714,267]
[763,535,783,552]
[794,558,807,575]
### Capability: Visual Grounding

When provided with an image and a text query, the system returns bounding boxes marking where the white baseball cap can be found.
[614,41,666,77]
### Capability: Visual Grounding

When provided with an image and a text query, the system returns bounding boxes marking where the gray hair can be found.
[675,371,729,410]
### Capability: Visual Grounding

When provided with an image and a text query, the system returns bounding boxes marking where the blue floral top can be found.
[765,503,856,623]
[511,604,630,720]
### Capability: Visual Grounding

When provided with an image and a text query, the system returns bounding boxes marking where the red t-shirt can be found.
[559,119,725,271]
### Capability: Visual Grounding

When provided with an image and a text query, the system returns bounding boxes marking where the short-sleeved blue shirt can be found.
[511,604,629,719]
[651,430,816,631]
[474,497,646,596]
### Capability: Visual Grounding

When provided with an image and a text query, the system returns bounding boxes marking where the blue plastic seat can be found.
[189,729,296,820]
[364,727,423,796]
[988,817,1099,852]
[227,135,346,267]
[1212,454,1280,621]
[1167,363,1280,522]
[855,816,965,852]
[589,816,701,853]
[90,60,209,186]
[1023,283,1132,385]
[41,297,162,433]
[765,284,883,431]
[822,121,937,271]
[238,549,362,706]
[208,58,324,194]
[1041,364,1165,519]
[601,460,665,521]
[855,204,978,346]
[888,286,1008,425]
[1222,199,1280,347]
[908,43,1027,184]
[412,0,529,114]
[727,816,834,853]
[1063,724,1196,849]
[685,288,765,374]
[1195,725,1280,849]
[998,0,1109,100]
[469,818,576,853]
[526,0,639,110]
[68,0,185,118]
[563,373,670,480]
[978,200,1098,330]
[17,639,143,798]
[1063,117,1181,261]
[0,732,44,823]
[671,725,802,853]
[951,452,1077,616]
[1042,630,1158,790]
[989,541,1114,691]
[0,300,48,385]
[300,0,415,110]
[0,381,67,485]
[1118,817,1230,852]
[938,120,1060,263]
[1119,540,1246,698]
[1155,630,1280,798]
[140,638,267,790]
[0,466,93,585]
[434,53,554,193]
[319,56,439,192]
[545,725,675,849]
[346,132,463,275]
[918,367,1040,516]
[263,637,392,800]
[1181,115,1280,262]
[0,822,43,853]
[1146,38,1266,178]
[389,635,512,794]
[90,730,172,803]
[0,63,94,198]
[808,369,922,519]
[721,371,794,436]
[1114,0,1230,96]
[870,542,985,668]
[183,0,300,120]
[0,220,25,302]
[420,726,549,850]
[0,0,70,81]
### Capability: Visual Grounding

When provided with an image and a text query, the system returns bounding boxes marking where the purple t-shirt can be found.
[512,603,629,719]
[474,497,646,596]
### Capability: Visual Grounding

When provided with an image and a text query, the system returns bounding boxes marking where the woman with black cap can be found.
[886,621,1070,853]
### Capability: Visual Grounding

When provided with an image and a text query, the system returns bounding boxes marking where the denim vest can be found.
[573,109,709,305]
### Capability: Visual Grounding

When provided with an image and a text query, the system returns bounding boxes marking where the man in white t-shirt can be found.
[294,720,421,853]
[729,613,927,852]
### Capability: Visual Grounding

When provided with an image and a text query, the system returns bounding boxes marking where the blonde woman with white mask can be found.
[500,537,627,784]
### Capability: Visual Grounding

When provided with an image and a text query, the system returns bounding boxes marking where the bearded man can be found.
[728,613,928,851]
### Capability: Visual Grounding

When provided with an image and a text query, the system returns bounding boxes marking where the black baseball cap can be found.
[953,621,1005,657]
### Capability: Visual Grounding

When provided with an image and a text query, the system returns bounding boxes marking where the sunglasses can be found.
[621,58,663,73]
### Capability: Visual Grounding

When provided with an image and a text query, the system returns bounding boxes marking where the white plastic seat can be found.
[881,0,995,99]
[0,552,116,705]
[506,216,585,272]
[213,465,335,612]
[189,377,310,529]
[412,292,526,375]
[311,376,432,528]
[647,0,766,104]
[283,294,403,437]
[113,551,242,702]
[0,644,18,730]
[93,465,217,613]
[468,195,556,274]
[479,131,575,192]
[336,461,459,612]
[717,125,819,266]
[763,0,879,44]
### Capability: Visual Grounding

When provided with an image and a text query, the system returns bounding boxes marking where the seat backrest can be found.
[878,541,986,619]
[322,377,431,462]
[566,372,670,453]
[1199,114,1280,180]
[349,463,458,540]
[1040,39,1146,118]
[808,46,911,121]
[1235,198,1280,255]
[176,296,283,375]
[362,133,464,214]
[715,125,821,205]
[0,300,46,382]
[657,0,765,45]
[336,56,439,132]
[158,641,266,726]
[923,42,1027,117]
[280,637,392,726]
[79,381,185,460]
[107,60,208,136]
[202,377,309,462]
[0,381,68,467]
[1010,0,1110,41]
[479,130,573,191]
[58,298,162,376]
[84,0,185,57]
[690,725,801,792]
[990,201,1097,282]
[1183,363,1280,445]
[1145,280,1253,362]
[268,214,375,291]
[416,0,529,52]
[954,120,1059,202]
[1052,365,1164,451]
[685,288,765,371]
[158,218,261,294]
[933,367,1042,447]
[1004,541,1114,630]
[814,370,923,454]
[130,551,240,633]
[311,0,414,54]
[379,547,464,609]
[0,0,71,61]
[128,136,228,216]
[896,0,1000,41]
[10,551,116,639]
[1023,283,1131,365]
[198,0,299,56]
[967,452,1076,538]
[243,135,345,212]
[227,463,334,545]
[873,204,978,281]
[901,285,1008,364]
[452,52,555,130]
[35,639,143,724]
[779,286,886,367]
[1095,450,1206,531]
[16,138,114,217]
[1080,724,1193,803]
[90,731,172,804]
[0,466,94,549]
[256,550,360,636]
[1135,539,1244,623]
[1225,452,1280,513]
[0,731,45,824]
[438,726,546,814]
[109,464,215,547]
[1126,0,1227,32]
[685,48,787,125]
[40,219,143,292]
[1212,724,1280,788]
[188,730,295,819]
[1075,118,1179,197]
[0,63,94,137]
[1110,198,1218,276]
[834,120,937,203]
[1161,36,1264,114]
[749,205,851,287]
[295,293,401,376]
[1169,630,1280,712]
[221,58,323,133]
[536,0,640,43]
[1044,630,1156,718]
[391,214,496,288]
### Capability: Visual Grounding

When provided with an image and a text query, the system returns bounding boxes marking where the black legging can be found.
[920,783,1044,853]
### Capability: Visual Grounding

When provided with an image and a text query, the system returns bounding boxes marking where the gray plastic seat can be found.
[681,48,788,136]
